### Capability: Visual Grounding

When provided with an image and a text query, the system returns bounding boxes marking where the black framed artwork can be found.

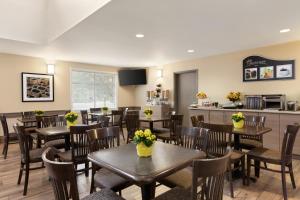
[22,73,54,102]
[243,56,295,82]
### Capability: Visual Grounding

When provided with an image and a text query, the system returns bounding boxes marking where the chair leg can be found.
[3,140,8,159]
[247,156,251,186]
[120,128,125,141]
[23,165,30,195]
[281,164,288,200]
[288,163,296,189]
[254,160,260,178]
[90,167,95,194]
[85,161,89,177]
[17,163,24,184]
[241,156,246,186]
[264,162,268,169]
[228,168,234,198]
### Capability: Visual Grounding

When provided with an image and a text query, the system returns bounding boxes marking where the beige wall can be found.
[135,40,300,107]
[0,53,136,113]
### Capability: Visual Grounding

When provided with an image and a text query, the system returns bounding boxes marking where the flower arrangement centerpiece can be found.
[196,92,207,99]
[144,108,153,119]
[133,129,156,157]
[232,112,245,129]
[65,112,79,128]
[102,107,109,115]
[155,84,162,98]
[34,110,44,116]
[227,92,241,103]
[196,91,209,106]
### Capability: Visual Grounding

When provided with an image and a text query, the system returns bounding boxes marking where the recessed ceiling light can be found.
[280,29,291,33]
[187,49,195,53]
[136,34,145,38]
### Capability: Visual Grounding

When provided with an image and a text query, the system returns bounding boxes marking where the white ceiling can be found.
[0,0,300,67]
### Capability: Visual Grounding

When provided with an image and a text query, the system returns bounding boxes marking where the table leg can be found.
[149,122,154,133]
[233,134,242,178]
[65,135,71,150]
[141,182,156,200]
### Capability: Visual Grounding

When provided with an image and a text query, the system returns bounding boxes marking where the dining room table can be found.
[88,141,206,200]
[139,117,170,133]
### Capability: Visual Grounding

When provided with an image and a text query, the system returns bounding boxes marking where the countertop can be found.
[189,106,300,115]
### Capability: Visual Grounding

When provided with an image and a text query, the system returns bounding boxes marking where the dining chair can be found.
[13,124,45,195]
[87,127,133,195]
[155,152,231,200]
[81,110,90,125]
[199,123,245,198]
[0,113,22,159]
[111,110,125,141]
[156,114,183,143]
[247,124,299,200]
[57,123,101,176]
[190,115,204,127]
[42,148,125,200]
[239,115,266,150]
[158,127,209,189]
[22,111,37,127]
[125,114,140,143]
[97,115,110,127]
[90,108,101,122]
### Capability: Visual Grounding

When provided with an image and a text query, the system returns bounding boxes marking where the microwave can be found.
[262,95,286,110]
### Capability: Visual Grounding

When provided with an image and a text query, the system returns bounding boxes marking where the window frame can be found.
[70,67,118,111]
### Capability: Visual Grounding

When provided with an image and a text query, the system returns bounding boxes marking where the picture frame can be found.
[22,72,54,102]
[276,64,294,79]
[244,67,258,81]
[259,66,274,80]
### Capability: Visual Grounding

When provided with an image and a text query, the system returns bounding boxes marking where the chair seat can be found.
[94,169,132,191]
[153,127,169,133]
[239,139,263,149]
[159,167,193,189]
[231,150,245,162]
[7,132,18,141]
[82,188,125,200]
[154,187,190,200]
[27,148,45,163]
[247,148,282,164]
[58,150,72,161]
[45,139,66,149]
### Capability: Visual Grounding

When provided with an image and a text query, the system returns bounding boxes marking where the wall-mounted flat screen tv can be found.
[118,69,147,86]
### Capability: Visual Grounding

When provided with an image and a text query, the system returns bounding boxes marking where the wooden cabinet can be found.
[209,110,225,124]
[260,113,280,151]
[279,114,300,155]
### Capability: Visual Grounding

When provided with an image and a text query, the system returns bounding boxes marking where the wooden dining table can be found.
[139,117,170,132]
[88,141,206,200]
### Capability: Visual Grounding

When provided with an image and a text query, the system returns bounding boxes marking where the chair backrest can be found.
[37,115,59,128]
[70,123,101,161]
[125,114,140,143]
[111,110,123,126]
[97,116,110,127]
[199,123,232,157]
[13,124,30,163]
[90,108,101,113]
[245,115,266,127]
[80,110,89,125]
[87,126,120,152]
[281,124,300,162]
[190,115,204,127]
[191,152,231,200]
[42,148,79,200]
[0,115,9,138]
[170,114,183,135]
[176,127,208,151]
[22,111,35,118]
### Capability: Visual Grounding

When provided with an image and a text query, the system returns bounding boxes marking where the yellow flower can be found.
[144,129,151,137]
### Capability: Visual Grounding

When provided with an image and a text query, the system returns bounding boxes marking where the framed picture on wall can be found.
[22,73,54,102]
[259,66,274,80]
[244,67,258,81]
[276,64,294,79]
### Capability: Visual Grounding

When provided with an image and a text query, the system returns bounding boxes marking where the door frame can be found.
[173,69,198,113]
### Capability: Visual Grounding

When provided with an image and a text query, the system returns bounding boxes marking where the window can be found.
[71,69,117,110]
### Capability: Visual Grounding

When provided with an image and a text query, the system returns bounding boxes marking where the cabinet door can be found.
[188,109,210,126]
[279,114,300,155]
[260,113,280,151]
[209,110,225,124]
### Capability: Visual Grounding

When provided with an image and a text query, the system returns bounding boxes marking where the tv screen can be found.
[118,69,147,86]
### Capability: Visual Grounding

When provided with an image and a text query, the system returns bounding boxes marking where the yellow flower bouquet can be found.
[144,108,153,119]
[34,110,44,116]
[232,112,245,129]
[65,112,79,128]
[133,129,156,157]
[227,92,241,102]
[196,92,207,99]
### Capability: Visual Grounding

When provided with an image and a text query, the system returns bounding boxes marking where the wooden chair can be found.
[13,124,45,195]
[247,124,299,200]
[57,124,101,176]
[199,123,245,198]
[155,152,231,200]
[111,110,125,141]
[22,111,37,127]
[42,148,125,200]
[125,114,140,143]
[0,113,21,159]
[239,115,266,150]
[81,110,90,125]
[90,108,101,122]
[158,127,209,189]
[87,127,132,195]
[97,116,110,127]
[190,115,204,127]
[156,114,183,143]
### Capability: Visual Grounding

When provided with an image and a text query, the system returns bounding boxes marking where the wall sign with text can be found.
[243,56,295,82]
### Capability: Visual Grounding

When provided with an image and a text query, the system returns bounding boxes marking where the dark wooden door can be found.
[175,70,198,126]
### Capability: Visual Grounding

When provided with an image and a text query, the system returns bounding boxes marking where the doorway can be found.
[174,70,198,126]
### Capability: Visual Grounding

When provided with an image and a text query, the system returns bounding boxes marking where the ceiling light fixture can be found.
[187,49,195,53]
[280,29,291,33]
[136,34,145,38]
